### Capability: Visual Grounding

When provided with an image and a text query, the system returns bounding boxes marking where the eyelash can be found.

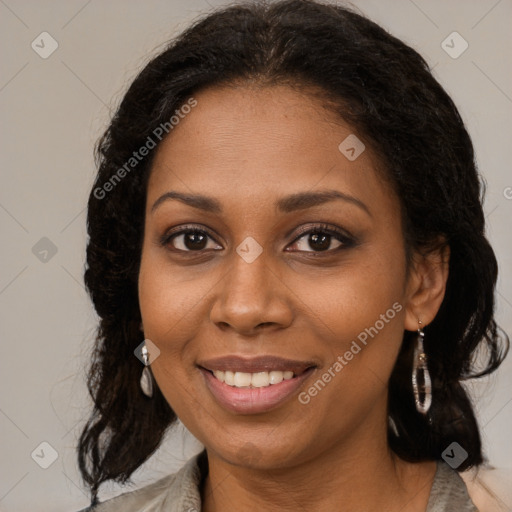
[159,223,356,255]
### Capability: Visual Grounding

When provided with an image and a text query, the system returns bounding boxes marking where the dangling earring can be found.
[140,343,154,398]
[412,321,432,415]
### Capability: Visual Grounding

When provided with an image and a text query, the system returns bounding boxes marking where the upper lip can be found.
[198,355,317,374]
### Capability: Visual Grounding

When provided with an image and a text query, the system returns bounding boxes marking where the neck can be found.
[201,422,436,512]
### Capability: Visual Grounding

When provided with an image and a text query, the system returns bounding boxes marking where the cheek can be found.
[137,246,219,406]
[138,256,202,416]
[304,246,405,339]
[307,241,407,386]
[138,250,188,381]
[293,260,406,441]
[138,246,206,340]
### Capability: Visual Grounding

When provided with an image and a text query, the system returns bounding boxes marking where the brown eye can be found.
[162,228,222,252]
[287,224,355,253]
[293,231,342,252]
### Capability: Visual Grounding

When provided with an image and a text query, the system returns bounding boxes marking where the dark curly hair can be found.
[79,0,509,504]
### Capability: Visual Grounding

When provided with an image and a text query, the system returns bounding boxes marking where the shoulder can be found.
[76,451,206,512]
[427,462,512,512]
[77,473,176,512]
[427,462,478,511]
[461,465,512,512]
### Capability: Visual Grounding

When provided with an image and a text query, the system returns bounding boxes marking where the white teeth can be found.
[269,371,283,385]
[213,370,225,383]
[211,370,296,388]
[234,371,252,387]
[251,372,270,388]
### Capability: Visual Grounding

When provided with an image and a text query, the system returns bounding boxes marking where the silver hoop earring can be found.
[140,343,154,398]
[412,322,432,415]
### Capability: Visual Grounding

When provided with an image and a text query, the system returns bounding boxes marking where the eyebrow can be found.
[151,189,371,217]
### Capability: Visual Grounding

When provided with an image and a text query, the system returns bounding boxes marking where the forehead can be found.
[147,84,395,217]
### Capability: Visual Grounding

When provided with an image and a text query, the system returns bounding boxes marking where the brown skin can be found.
[138,84,449,512]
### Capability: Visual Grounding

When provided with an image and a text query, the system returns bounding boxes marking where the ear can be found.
[404,242,450,331]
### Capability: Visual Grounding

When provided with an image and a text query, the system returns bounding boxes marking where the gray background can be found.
[0,0,511,510]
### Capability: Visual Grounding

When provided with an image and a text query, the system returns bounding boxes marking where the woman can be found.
[78,1,510,510]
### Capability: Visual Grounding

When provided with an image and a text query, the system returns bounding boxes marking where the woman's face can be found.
[138,84,424,468]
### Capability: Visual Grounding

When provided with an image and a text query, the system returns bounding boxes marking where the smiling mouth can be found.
[198,356,317,413]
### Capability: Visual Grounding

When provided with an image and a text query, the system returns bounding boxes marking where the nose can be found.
[209,250,294,337]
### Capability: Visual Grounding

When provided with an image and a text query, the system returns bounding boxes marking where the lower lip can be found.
[200,367,315,414]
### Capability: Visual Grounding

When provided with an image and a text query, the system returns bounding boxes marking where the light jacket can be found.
[78,450,511,511]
